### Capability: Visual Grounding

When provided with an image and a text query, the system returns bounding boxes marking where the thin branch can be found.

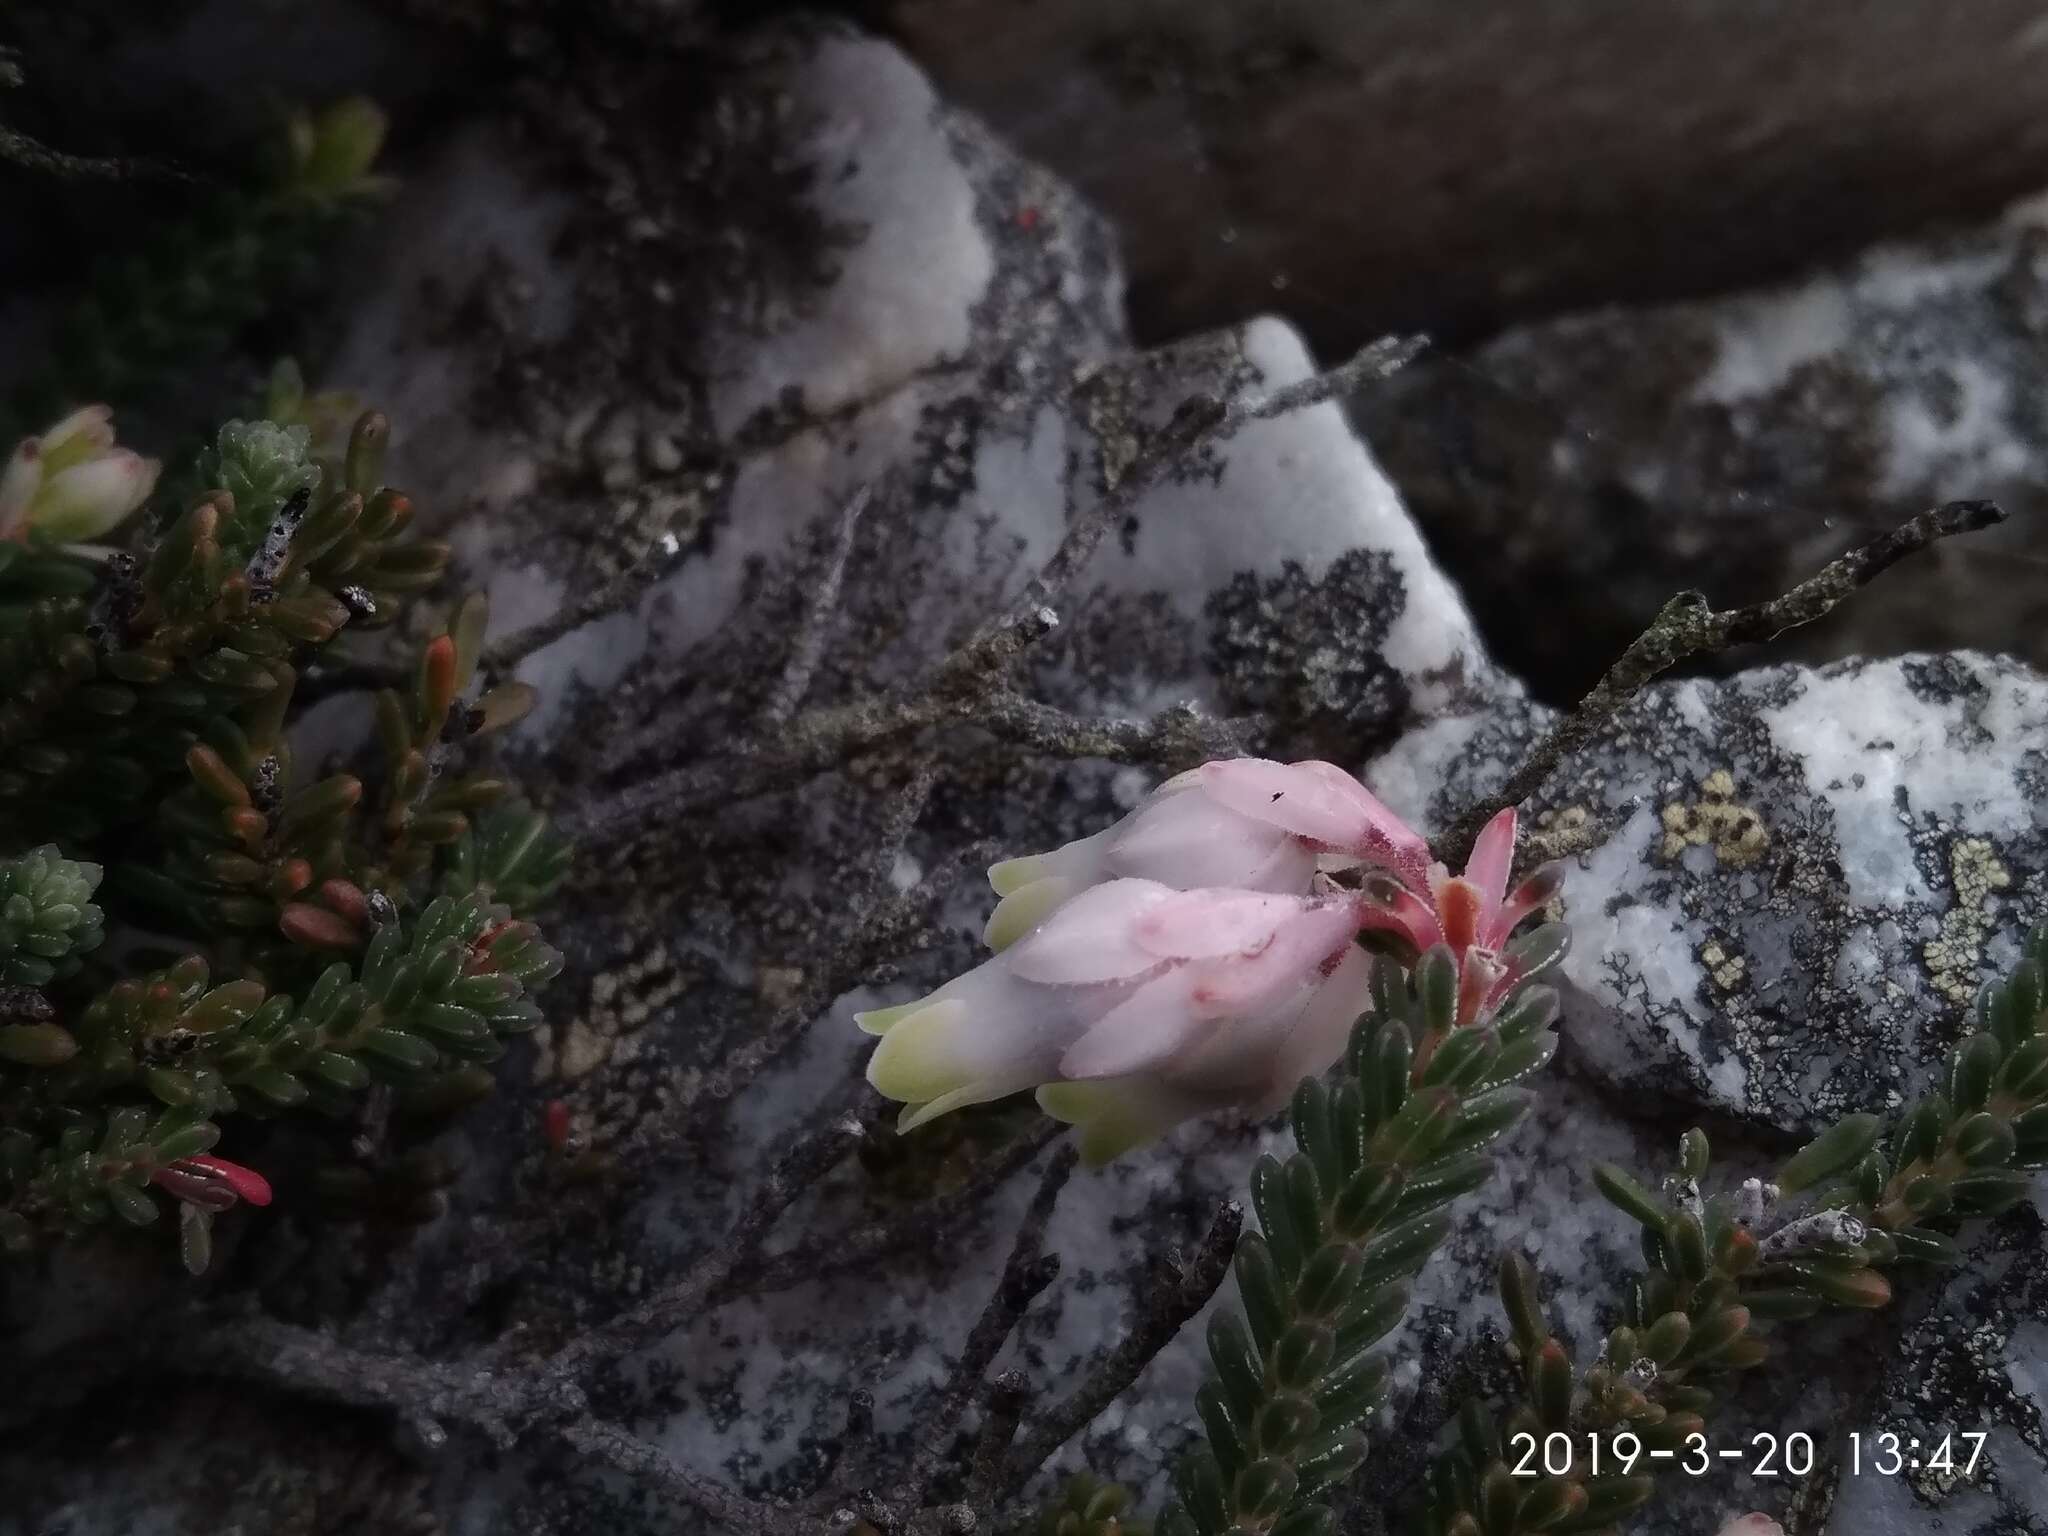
[612,769,943,1151]
[733,1118,1065,1300]
[556,1415,801,1536]
[760,484,871,729]
[974,693,1256,766]
[482,516,696,677]
[569,333,1427,852]
[545,1104,867,1381]
[570,690,1253,850]
[166,1312,542,1450]
[0,123,190,183]
[940,333,1430,688]
[900,1144,1076,1512]
[1003,1197,1243,1492]
[965,1371,1032,1510]
[1437,498,2007,865]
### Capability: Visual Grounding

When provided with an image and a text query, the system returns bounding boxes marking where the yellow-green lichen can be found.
[1659,768,1769,869]
[1699,937,1747,991]
[1922,836,2012,1006]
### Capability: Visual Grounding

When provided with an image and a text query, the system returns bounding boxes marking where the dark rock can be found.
[882,0,2048,351]
[1358,198,2048,700]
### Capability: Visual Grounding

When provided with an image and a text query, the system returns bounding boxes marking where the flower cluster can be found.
[858,758,1563,1161]
[0,406,158,546]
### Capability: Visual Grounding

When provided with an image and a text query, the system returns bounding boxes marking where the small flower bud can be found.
[0,406,159,544]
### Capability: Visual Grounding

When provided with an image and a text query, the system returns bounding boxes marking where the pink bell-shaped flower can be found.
[859,878,1373,1162]
[1716,1519,1784,1536]
[983,757,1430,949]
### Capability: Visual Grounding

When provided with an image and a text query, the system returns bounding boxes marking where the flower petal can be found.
[987,853,1050,897]
[897,1073,1035,1131]
[1295,760,1434,884]
[866,1000,976,1103]
[37,405,115,471]
[866,959,1087,1106]
[1199,758,1369,847]
[852,997,938,1036]
[1109,788,1301,890]
[33,452,159,542]
[1059,971,1206,1080]
[984,874,1080,950]
[1006,878,1174,983]
[1433,876,1484,955]
[1253,943,1373,1109]
[988,824,1114,896]
[1184,897,1360,1017]
[1202,758,1431,881]
[1133,887,1307,962]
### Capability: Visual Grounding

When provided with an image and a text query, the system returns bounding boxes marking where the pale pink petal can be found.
[1715,1519,1783,1536]
[1185,898,1360,1016]
[1133,887,1306,962]
[1236,836,1319,895]
[1060,971,1207,1079]
[1253,944,1373,1109]
[1198,759,1371,849]
[1109,789,1298,890]
[1465,807,1517,916]
[1296,760,1433,883]
[1005,878,1174,984]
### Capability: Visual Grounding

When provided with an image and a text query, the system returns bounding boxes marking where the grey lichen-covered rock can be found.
[1358,192,2048,699]
[1822,1203,2048,1535]
[1372,650,2048,1133]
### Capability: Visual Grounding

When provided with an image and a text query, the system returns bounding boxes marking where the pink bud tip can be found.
[186,1153,273,1207]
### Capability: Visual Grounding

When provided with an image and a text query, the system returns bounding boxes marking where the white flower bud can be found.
[0,405,159,544]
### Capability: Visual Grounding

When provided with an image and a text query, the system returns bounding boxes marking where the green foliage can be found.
[1411,929,2048,1534]
[1160,940,1567,1536]
[1,895,560,1250]
[0,411,447,846]
[8,98,393,434]
[190,418,324,560]
[0,398,568,1265]
[0,845,103,987]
